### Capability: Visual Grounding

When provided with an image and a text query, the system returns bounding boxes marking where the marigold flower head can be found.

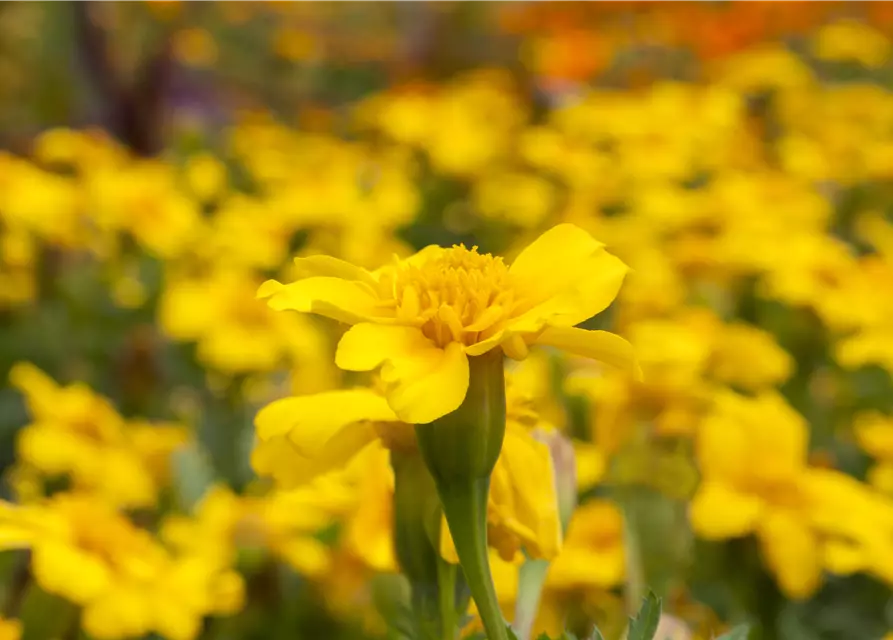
[259,223,638,423]
[0,493,242,640]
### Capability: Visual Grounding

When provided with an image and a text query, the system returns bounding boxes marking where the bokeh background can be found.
[2,2,893,640]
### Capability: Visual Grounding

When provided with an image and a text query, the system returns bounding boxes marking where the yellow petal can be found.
[336,324,432,371]
[495,428,562,560]
[758,509,823,599]
[255,388,396,442]
[535,327,641,379]
[258,277,382,325]
[292,255,377,286]
[509,251,628,333]
[689,481,763,539]
[277,537,331,576]
[509,224,604,295]
[386,342,470,424]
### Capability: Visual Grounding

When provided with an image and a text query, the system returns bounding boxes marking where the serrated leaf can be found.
[716,625,751,640]
[627,592,662,640]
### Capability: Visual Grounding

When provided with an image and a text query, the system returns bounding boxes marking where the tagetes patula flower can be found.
[259,224,637,424]
[160,269,333,376]
[9,363,188,508]
[0,494,243,640]
[161,483,351,578]
[689,390,822,598]
[84,160,202,259]
[252,382,562,564]
[854,412,893,494]
[480,501,625,639]
[0,618,20,640]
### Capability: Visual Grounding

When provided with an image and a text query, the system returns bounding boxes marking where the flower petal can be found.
[254,389,397,442]
[336,324,433,371]
[386,342,470,424]
[689,481,763,539]
[757,509,823,599]
[258,277,382,325]
[508,250,628,334]
[535,326,641,379]
[509,224,604,293]
[293,255,377,286]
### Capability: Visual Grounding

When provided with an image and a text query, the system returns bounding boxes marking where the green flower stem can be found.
[438,478,507,640]
[392,450,459,640]
[437,557,458,640]
[513,558,549,640]
[415,348,508,640]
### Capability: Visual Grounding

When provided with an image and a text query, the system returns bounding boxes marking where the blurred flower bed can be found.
[1,2,893,640]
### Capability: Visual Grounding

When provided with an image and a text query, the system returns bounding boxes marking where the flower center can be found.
[390,244,515,347]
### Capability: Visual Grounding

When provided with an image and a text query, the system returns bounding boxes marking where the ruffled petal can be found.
[535,326,641,379]
[258,278,382,325]
[254,389,397,442]
[293,255,377,286]
[509,224,605,296]
[386,342,470,424]
[509,250,628,334]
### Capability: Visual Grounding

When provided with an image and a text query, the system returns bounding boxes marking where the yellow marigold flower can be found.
[854,412,893,494]
[0,618,20,640]
[172,27,219,68]
[520,500,625,638]
[252,376,562,563]
[0,153,82,246]
[545,500,625,591]
[472,169,557,228]
[708,321,793,390]
[0,494,242,640]
[812,20,891,68]
[338,444,398,573]
[160,269,333,376]
[85,160,201,259]
[9,363,188,508]
[689,390,831,599]
[259,223,637,424]
[160,484,342,578]
[183,153,227,203]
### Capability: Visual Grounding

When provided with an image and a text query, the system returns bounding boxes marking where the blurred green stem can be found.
[513,558,549,640]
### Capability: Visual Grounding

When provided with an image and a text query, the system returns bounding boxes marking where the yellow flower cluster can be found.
[1,12,893,638]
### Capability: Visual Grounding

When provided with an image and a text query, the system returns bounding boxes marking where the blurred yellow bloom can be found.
[0,494,242,640]
[161,484,345,578]
[260,223,637,424]
[9,363,188,508]
[183,153,227,203]
[0,618,20,640]
[85,160,202,259]
[812,20,891,68]
[530,500,625,638]
[253,377,562,563]
[855,412,893,494]
[172,27,219,68]
[160,269,334,377]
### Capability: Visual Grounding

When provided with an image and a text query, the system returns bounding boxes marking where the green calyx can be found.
[415,350,508,640]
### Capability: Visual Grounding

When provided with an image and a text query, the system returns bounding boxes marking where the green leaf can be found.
[506,625,520,640]
[627,592,662,640]
[715,626,751,640]
[590,627,606,640]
